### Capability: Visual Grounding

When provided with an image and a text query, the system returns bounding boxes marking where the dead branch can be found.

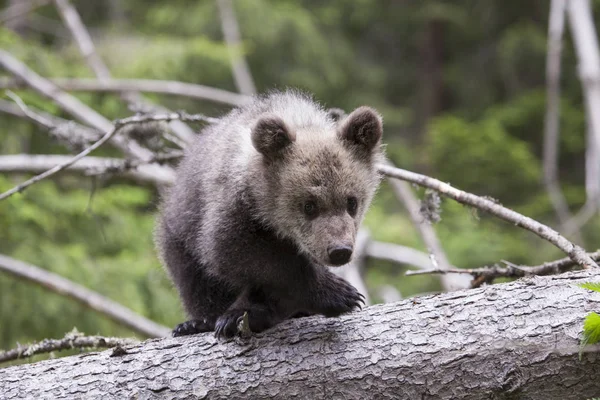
[0,50,163,163]
[216,0,256,95]
[405,250,600,287]
[0,254,170,338]
[0,110,214,200]
[544,0,578,239]
[0,77,250,106]
[0,330,138,364]
[377,164,598,269]
[0,50,112,132]
[52,0,196,144]
[567,0,600,216]
[0,154,175,185]
[384,165,471,291]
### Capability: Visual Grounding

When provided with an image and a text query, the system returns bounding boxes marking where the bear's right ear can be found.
[251,115,296,159]
[338,106,383,157]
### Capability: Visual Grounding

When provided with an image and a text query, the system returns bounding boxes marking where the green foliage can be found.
[579,282,600,293]
[0,176,183,349]
[580,312,600,359]
[426,115,541,203]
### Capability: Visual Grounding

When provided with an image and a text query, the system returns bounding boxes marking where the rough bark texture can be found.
[2,270,600,399]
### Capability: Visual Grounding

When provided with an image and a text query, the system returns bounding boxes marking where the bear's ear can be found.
[338,106,382,155]
[251,115,296,159]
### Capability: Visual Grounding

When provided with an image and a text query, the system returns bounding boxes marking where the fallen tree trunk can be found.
[2,270,600,399]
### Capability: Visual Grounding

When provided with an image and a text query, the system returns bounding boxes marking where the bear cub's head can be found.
[251,106,384,267]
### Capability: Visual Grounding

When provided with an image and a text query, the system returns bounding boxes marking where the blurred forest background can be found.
[1,0,599,352]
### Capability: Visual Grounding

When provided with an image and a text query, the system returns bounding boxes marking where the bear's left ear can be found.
[338,106,383,156]
[252,115,296,160]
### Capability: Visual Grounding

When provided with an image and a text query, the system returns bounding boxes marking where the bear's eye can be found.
[347,196,358,216]
[303,201,318,217]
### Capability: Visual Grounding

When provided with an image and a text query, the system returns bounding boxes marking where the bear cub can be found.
[156,90,384,338]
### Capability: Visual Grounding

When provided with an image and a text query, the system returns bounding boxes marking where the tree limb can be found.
[544,0,578,240]
[567,0,600,213]
[385,166,471,291]
[0,154,175,185]
[52,0,196,144]
[0,77,249,106]
[0,50,159,162]
[1,270,599,399]
[0,111,215,200]
[0,330,138,364]
[216,0,256,95]
[377,164,598,269]
[0,254,170,338]
[406,249,600,286]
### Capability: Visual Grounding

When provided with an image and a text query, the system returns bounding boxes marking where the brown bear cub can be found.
[156,90,384,338]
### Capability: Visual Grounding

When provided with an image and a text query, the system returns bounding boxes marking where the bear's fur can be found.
[156,90,384,338]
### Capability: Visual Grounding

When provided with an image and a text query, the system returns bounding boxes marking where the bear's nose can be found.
[327,245,353,266]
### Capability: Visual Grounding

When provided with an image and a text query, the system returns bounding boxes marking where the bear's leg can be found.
[306,269,365,318]
[161,236,235,337]
[214,287,282,339]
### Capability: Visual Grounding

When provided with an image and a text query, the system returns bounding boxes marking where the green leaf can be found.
[578,282,600,293]
[580,312,600,360]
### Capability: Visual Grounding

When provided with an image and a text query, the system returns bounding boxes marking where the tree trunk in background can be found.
[1,270,599,399]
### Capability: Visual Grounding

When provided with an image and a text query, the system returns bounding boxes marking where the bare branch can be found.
[0,329,138,364]
[567,0,600,210]
[216,0,256,95]
[0,111,213,200]
[544,0,579,239]
[0,154,175,185]
[53,0,196,144]
[0,50,112,131]
[384,162,472,290]
[0,50,162,162]
[53,0,110,79]
[366,241,470,291]
[377,164,598,269]
[0,77,249,106]
[0,254,170,338]
[405,250,600,287]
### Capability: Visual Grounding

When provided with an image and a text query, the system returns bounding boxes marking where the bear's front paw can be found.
[214,307,278,339]
[318,276,365,317]
[172,319,214,337]
[214,309,245,339]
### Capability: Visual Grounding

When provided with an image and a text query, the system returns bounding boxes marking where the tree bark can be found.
[1,270,599,399]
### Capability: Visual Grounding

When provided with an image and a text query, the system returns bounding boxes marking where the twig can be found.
[377,164,598,269]
[544,0,579,240]
[405,250,600,288]
[0,77,249,106]
[216,0,256,95]
[0,154,176,185]
[0,329,138,363]
[384,165,470,291]
[0,254,170,337]
[53,0,196,144]
[0,108,211,200]
[0,50,159,162]
[0,50,112,131]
